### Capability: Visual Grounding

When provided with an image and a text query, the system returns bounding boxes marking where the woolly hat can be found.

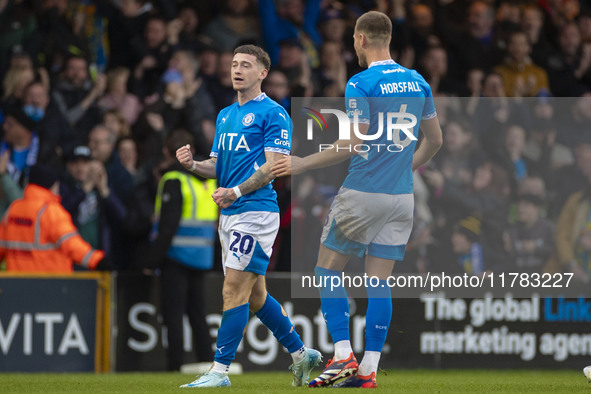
[28,164,59,189]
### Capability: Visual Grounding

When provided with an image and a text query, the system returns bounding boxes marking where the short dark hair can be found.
[234,45,271,70]
[355,11,392,45]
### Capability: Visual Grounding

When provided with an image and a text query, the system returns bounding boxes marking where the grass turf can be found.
[2,370,590,393]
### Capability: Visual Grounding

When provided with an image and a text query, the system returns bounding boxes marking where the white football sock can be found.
[212,361,229,374]
[291,345,306,363]
[334,340,353,361]
[358,351,381,376]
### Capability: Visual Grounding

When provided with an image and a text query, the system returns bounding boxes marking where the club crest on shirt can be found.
[242,113,255,126]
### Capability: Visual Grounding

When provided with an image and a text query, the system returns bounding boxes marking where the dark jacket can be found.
[59,171,127,261]
[52,79,101,139]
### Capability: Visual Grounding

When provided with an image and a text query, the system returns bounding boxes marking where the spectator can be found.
[173,5,210,53]
[0,164,109,273]
[471,72,530,154]
[5,49,50,94]
[433,119,477,188]
[406,171,435,274]
[88,124,134,204]
[0,108,40,215]
[277,39,313,97]
[258,0,321,66]
[133,80,184,163]
[542,0,580,28]
[166,50,216,158]
[97,0,154,69]
[28,0,91,73]
[2,66,35,108]
[52,56,106,141]
[544,177,591,282]
[546,22,591,97]
[579,10,591,43]
[550,133,591,216]
[493,0,521,52]
[561,93,591,149]
[22,80,76,167]
[88,125,135,269]
[134,47,216,162]
[116,136,140,179]
[494,30,550,97]
[144,130,218,371]
[418,46,457,96]
[436,1,501,79]
[505,193,554,274]
[318,8,347,45]
[263,70,290,110]
[519,174,548,200]
[68,1,109,74]
[401,3,439,68]
[520,4,555,69]
[0,1,37,77]
[206,51,237,112]
[0,106,43,185]
[99,67,142,125]
[313,42,347,96]
[203,0,260,52]
[424,158,512,273]
[503,124,531,182]
[103,109,131,139]
[523,98,574,179]
[130,16,177,99]
[198,47,220,80]
[59,145,127,257]
[448,215,487,275]
[463,68,485,114]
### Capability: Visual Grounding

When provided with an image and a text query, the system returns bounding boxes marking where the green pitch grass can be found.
[2,370,590,393]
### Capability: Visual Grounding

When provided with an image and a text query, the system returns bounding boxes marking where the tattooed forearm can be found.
[192,157,217,179]
[237,163,274,196]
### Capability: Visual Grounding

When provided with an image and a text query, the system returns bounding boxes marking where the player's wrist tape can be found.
[191,161,197,171]
[233,186,242,198]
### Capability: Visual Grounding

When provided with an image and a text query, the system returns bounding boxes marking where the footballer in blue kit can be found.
[273,11,443,388]
[176,45,320,388]
[210,92,291,216]
[342,60,437,196]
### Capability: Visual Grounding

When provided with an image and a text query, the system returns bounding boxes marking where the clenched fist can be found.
[176,144,194,171]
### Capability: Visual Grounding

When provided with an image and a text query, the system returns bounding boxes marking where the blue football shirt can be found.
[343,59,436,195]
[211,93,292,215]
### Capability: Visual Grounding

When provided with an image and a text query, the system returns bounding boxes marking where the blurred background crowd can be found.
[0,0,590,278]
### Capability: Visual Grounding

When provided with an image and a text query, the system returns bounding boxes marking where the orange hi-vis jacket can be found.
[0,184,105,273]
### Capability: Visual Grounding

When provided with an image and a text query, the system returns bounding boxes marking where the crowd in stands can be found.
[0,0,590,279]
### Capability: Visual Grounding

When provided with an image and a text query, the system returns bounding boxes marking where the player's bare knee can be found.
[222,288,250,310]
[248,289,267,312]
[317,245,350,271]
[365,256,396,279]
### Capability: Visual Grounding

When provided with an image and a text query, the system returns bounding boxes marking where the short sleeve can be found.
[264,106,292,155]
[418,76,437,120]
[210,112,223,158]
[345,77,370,124]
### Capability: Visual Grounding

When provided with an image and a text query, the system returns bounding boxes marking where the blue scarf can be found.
[0,133,40,182]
